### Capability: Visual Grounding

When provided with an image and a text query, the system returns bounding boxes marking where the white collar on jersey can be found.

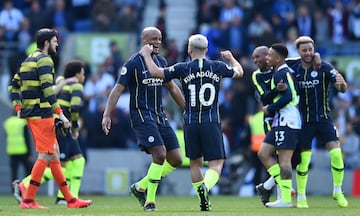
[277,63,289,71]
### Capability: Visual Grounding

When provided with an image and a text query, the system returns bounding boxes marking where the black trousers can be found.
[9,155,32,182]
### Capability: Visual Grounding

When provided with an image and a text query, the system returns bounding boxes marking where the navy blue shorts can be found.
[299,121,339,149]
[264,126,299,150]
[132,121,179,153]
[184,123,226,161]
[57,133,82,162]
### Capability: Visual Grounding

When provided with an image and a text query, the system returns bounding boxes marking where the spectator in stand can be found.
[293,0,318,14]
[71,0,92,32]
[17,17,31,55]
[164,39,179,66]
[313,9,329,44]
[328,0,354,10]
[8,17,32,74]
[26,0,44,38]
[109,41,123,80]
[270,13,287,42]
[329,0,349,44]
[0,26,5,42]
[350,93,360,140]
[196,0,222,26]
[84,63,115,114]
[285,26,299,58]
[200,19,222,60]
[272,0,295,28]
[253,0,273,21]
[248,12,271,39]
[0,0,24,41]
[91,0,119,32]
[3,112,33,188]
[118,4,138,32]
[103,57,117,80]
[295,4,315,37]
[83,63,115,148]
[341,123,360,169]
[349,0,360,40]
[219,88,235,145]
[247,12,271,49]
[43,0,73,43]
[155,1,167,46]
[219,0,245,58]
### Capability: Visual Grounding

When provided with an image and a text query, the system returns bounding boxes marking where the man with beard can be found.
[288,36,348,208]
[12,60,87,205]
[9,28,92,209]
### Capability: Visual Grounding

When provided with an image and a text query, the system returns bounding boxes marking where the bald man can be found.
[102,27,185,211]
[251,46,276,205]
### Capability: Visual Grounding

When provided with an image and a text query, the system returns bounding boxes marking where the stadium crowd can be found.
[1,0,360,195]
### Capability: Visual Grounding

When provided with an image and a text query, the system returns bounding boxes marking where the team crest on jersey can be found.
[311,71,318,78]
[330,69,337,76]
[168,66,175,72]
[148,136,155,143]
[120,67,127,76]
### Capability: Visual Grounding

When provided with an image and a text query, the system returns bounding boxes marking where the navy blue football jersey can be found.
[251,69,274,105]
[117,53,169,126]
[163,58,235,124]
[288,59,337,123]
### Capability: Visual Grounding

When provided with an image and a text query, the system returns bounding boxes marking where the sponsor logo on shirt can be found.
[311,71,318,78]
[298,80,319,88]
[142,78,164,86]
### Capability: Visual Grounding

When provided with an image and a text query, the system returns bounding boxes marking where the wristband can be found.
[54,107,62,114]
[15,105,21,112]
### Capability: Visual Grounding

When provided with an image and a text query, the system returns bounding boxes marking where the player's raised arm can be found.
[220,50,243,78]
[140,44,165,79]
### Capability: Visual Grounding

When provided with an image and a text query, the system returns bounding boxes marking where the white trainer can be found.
[265,199,293,208]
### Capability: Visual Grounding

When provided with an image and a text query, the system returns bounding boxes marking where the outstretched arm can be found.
[140,44,165,79]
[220,50,244,78]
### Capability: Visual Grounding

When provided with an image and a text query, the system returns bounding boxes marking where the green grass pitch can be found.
[0,195,359,216]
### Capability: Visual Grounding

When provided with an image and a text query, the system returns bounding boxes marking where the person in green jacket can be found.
[3,113,33,186]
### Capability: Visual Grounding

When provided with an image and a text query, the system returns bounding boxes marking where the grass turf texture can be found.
[0,195,359,216]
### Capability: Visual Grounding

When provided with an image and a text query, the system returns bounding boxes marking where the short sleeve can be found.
[117,61,133,86]
[323,62,337,84]
[214,61,235,78]
[163,63,185,82]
